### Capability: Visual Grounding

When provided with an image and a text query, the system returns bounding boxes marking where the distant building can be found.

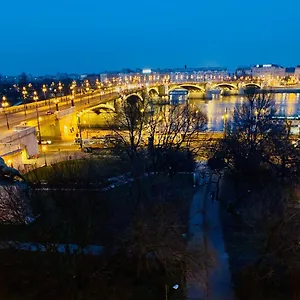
[169,88,189,104]
[285,67,295,77]
[251,64,285,78]
[100,71,119,84]
[170,67,228,83]
[235,66,252,78]
[294,66,300,78]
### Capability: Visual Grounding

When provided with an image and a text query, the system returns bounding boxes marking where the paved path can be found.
[187,173,234,300]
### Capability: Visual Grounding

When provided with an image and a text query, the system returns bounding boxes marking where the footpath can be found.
[187,172,234,300]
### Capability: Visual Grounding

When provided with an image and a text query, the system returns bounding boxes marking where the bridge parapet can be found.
[0,127,38,158]
[55,107,75,119]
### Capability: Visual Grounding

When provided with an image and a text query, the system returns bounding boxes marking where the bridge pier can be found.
[158,85,168,97]
[239,88,245,95]
[188,92,206,99]
[205,90,213,100]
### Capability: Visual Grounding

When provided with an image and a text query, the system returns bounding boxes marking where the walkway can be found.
[187,172,234,300]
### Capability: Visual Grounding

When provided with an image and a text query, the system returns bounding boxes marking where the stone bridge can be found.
[119,81,263,102]
[0,126,38,169]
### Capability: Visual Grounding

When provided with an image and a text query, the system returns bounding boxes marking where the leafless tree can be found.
[0,183,32,224]
[109,92,207,176]
[209,91,300,182]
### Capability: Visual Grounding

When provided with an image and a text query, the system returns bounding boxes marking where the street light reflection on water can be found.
[190,93,300,131]
[79,93,300,133]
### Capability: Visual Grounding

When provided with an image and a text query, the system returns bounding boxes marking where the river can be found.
[189,93,300,131]
[81,93,300,133]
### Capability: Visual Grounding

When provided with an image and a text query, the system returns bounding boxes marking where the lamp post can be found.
[76,113,83,149]
[2,96,10,130]
[96,78,102,101]
[22,87,28,120]
[85,80,90,104]
[70,81,76,107]
[58,82,63,102]
[34,91,42,144]
[54,89,59,111]
[42,84,47,105]
[42,145,47,166]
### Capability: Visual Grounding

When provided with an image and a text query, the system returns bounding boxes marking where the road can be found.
[0,91,119,135]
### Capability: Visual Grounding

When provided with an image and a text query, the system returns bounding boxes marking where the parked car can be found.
[39,139,52,145]
[46,110,54,115]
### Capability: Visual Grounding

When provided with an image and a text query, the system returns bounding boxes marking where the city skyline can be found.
[1,0,300,75]
[1,63,300,78]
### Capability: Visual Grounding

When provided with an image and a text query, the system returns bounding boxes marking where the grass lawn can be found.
[0,173,194,300]
[24,156,130,187]
[0,173,194,246]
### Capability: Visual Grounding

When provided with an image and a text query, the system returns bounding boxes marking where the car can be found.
[46,110,54,115]
[39,139,52,145]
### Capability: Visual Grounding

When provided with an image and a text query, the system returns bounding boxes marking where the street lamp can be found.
[42,84,47,105]
[58,82,63,102]
[70,81,76,107]
[85,80,90,104]
[42,145,47,166]
[54,89,59,111]
[76,113,83,149]
[2,96,10,130]
[22,86,28,120]
[33,91,42,144]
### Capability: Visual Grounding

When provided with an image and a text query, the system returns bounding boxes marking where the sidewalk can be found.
[187,172,234,300]
[187,182,211,300]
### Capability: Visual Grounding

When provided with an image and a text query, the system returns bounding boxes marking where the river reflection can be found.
[189,93,300,132]
[82,93,300,133]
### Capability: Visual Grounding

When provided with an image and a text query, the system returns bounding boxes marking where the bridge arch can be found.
[91,103,115,114]
[243,82,261,89]
[124,93,144,104]
[211,83,237,90]
[169,84,205,93]
[148,87,159,95]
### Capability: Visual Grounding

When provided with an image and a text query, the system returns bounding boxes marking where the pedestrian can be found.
[211,190,215,203]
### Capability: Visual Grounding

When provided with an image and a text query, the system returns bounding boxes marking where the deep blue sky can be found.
[1,0,299,75]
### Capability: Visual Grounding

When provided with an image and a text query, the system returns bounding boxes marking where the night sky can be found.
[1,0,299,75]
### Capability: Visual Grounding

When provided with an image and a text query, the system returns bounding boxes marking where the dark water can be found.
[189,93,300,131]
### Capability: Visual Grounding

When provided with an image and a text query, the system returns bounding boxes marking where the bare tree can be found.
[0,183,32,224]
[209,91,300,181]
[109,91,207,175]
